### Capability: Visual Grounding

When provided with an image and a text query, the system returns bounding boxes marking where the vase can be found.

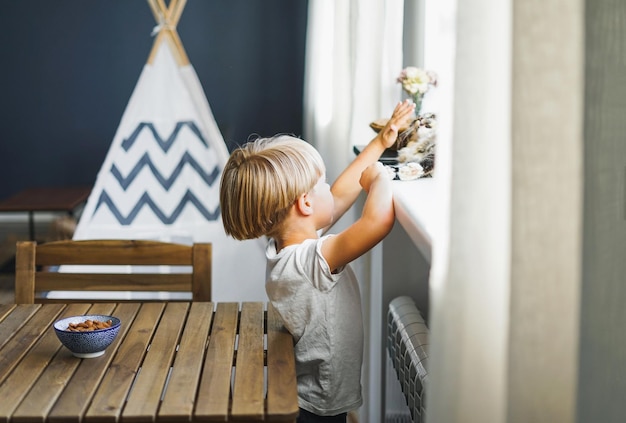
[412,93,423,116]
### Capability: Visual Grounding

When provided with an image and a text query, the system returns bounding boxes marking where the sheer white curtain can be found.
[303,0,404,420]
[304,0,404,182]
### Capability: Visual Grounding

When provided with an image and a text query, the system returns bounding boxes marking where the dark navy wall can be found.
[0,0,308,199]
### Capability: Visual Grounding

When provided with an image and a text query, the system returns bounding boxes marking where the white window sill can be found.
[392,177,439,263]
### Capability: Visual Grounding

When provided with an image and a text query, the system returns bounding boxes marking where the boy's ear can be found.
[296,193,314,216]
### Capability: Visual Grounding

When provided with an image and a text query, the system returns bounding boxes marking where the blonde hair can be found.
[219,135,325,240]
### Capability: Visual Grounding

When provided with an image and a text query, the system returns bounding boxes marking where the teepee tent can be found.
[68,0,266,302]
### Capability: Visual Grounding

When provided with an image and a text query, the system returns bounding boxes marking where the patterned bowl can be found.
[53,315,121,358]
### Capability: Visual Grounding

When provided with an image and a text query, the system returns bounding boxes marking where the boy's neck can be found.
[274,205,321,252]
[274,227,319,252]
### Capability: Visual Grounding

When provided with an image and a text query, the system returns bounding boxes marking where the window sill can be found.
[391,177,439,263]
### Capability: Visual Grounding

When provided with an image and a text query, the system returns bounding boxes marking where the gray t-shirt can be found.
[265,236,364,416]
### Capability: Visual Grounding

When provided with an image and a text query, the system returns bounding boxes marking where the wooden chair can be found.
[14,239,211,304]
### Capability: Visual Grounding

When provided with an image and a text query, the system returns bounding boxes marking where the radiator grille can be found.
[386,413,413,423]
[387,296,430,423]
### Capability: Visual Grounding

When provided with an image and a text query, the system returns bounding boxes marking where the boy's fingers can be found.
[386,99,416,132]
[395,101,415,116]
[391,110,414,126]
[393,99,411,113]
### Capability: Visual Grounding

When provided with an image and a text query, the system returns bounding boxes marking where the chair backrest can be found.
[14,240,211,304]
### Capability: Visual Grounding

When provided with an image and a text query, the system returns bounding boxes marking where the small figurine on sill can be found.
[396,112,436,179]
[370,113,437,181]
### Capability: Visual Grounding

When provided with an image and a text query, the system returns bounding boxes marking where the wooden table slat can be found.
[0,303,90,421]
[0,304,17,323]
[267,303,300,420]
[0,304,41,351]
[0,304,62,384]
[122,302,190,421]
[12,352,79,423]
[195,302,240,419]
[85,303,166,422]
[159,302,214,421]
[48,303,141,423]
[231,302,265,420]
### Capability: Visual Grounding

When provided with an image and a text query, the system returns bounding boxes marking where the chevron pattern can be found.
[89,120,221,225]
[93,190,220,225]
[121,121,208,152]
[110,151,220,191]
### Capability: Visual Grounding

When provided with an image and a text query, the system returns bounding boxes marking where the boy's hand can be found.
[359,162,389,193]
[379,99,416,149]
[323,160,395,272]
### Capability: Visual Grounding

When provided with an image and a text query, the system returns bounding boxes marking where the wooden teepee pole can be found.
[146,0,190,66]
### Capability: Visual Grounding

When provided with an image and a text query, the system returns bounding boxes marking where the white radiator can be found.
[385,351,412,422]
[387,296,430,423]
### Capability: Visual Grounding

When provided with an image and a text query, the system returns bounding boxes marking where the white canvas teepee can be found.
[69,0,267,302]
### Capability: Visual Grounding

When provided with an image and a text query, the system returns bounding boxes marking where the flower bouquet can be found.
[396,67,437,115]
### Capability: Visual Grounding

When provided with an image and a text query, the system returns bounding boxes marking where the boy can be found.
[219,100,415,422]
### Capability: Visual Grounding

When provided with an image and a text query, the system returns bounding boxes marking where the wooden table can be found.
[0,187,91,241]
[0,302,299,422]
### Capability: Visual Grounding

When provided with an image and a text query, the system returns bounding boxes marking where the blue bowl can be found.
[53,315,121,358]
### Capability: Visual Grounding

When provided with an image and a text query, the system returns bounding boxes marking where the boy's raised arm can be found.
[329,100,415,224]
[322,162,395,272]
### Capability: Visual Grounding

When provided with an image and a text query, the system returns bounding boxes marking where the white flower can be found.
[398,162,424,181]
[397,66,437,96]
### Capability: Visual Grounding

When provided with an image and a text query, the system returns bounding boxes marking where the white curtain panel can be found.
[426,0,513,421]
[304,0,404,183]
